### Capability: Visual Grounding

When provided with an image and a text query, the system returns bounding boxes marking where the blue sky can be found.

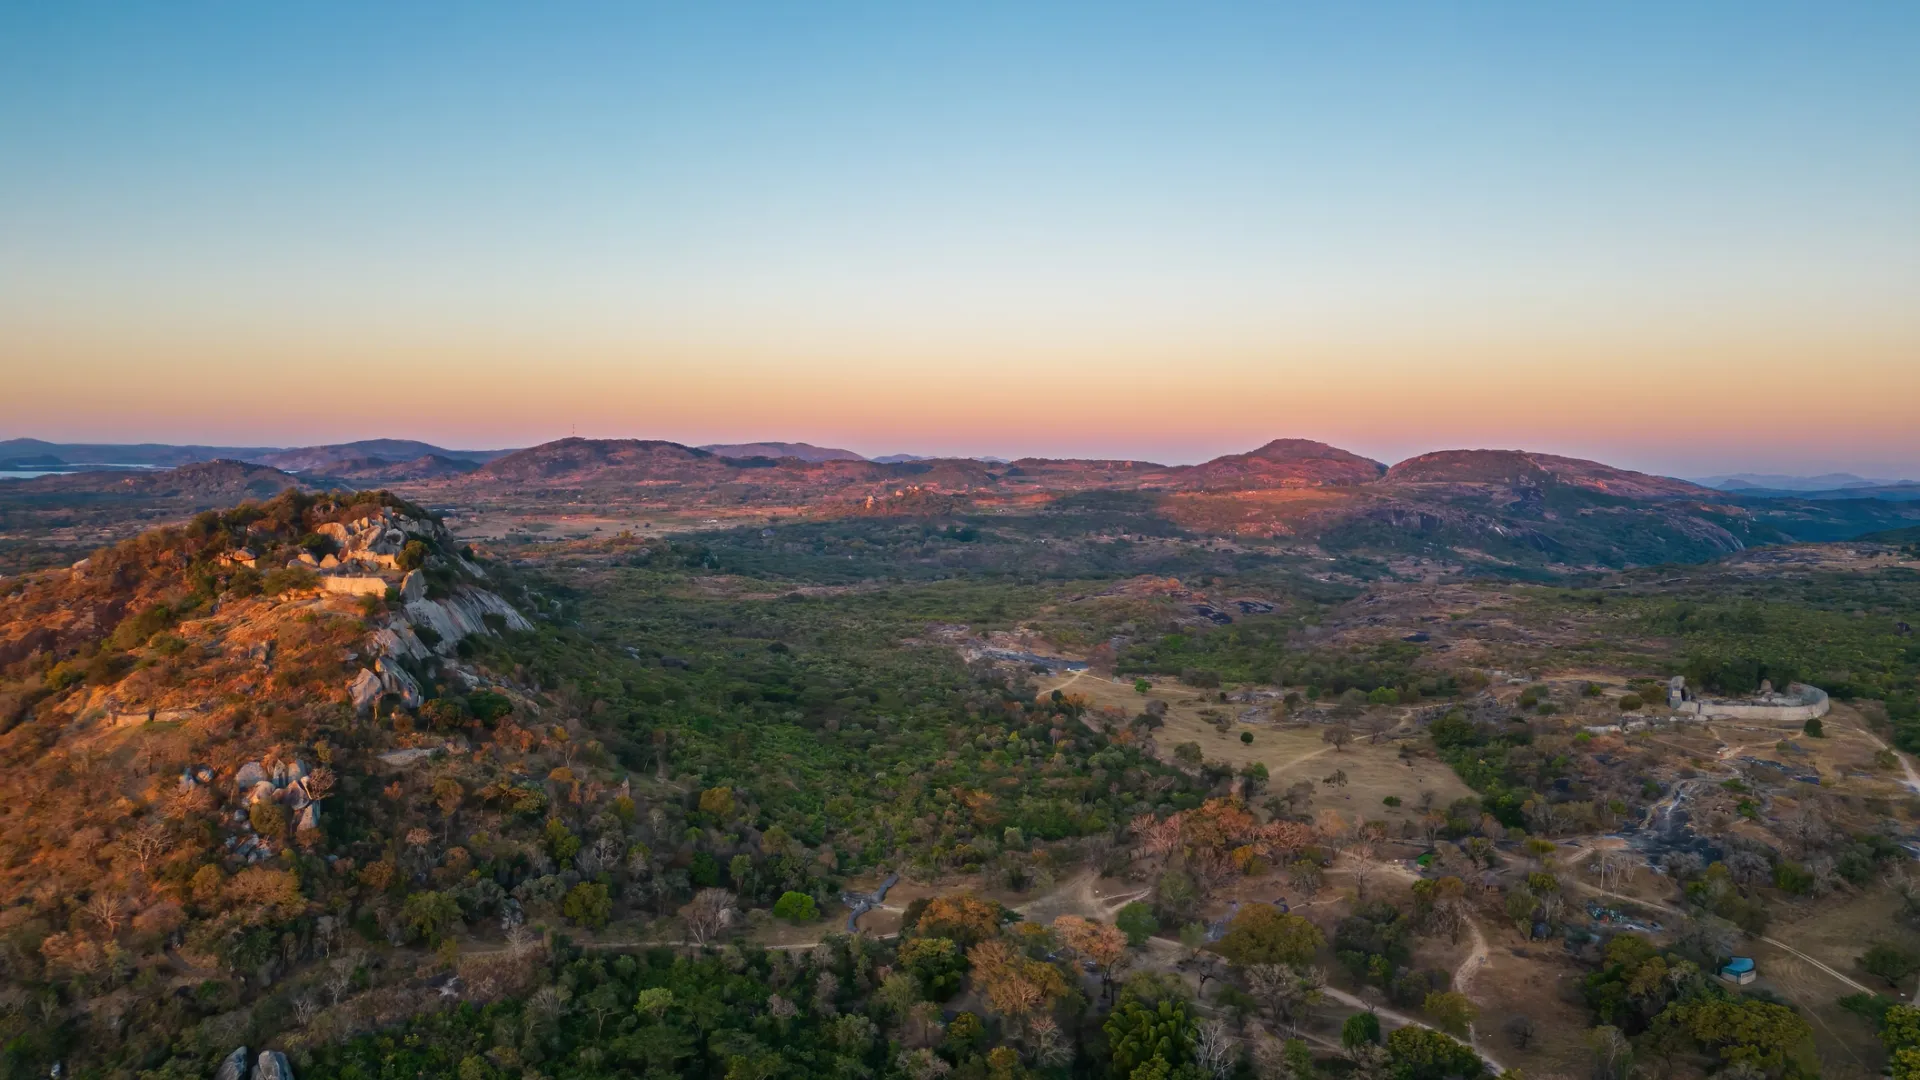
[2,3,1916,473]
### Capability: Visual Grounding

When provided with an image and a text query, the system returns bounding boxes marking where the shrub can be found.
[1383,795,1402,807]
[398,540,431,571]
[1181,668,1221,689]
[772,891,819,922]
[1116,901,1159,947]
[1618,694,1643,711]
[248,800,289,839]
[1863,943,1920,987]
[1803,717,1824,738]
[1240,731,1254,744]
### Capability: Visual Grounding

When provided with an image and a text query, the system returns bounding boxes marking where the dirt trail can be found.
[1560,877,1873,996]
[1013,869,1150,921]
[1852,720,1920,794]
[1454,918,1496,1064]
[1319,981,1507,1075]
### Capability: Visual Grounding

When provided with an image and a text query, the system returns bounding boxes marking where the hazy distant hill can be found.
[1385,449,1709,499]
[0,437,280,467]
[304,454,482,482]
[1696,471,1890,490]
[0,438,509,470]
[699,441,866,462]
[0,459,301,500]
[256,440,507,471]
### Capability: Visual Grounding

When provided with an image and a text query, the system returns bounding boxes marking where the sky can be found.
[2,3,1917,476]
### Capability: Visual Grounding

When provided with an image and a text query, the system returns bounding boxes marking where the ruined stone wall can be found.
[1677,682,1829,723]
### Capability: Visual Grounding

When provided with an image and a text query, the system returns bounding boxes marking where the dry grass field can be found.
[1041,671,1477,827]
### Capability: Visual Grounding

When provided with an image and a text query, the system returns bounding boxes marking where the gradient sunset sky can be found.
[3,3,1916,475]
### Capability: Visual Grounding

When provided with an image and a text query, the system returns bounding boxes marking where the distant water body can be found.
[0,464,160,480]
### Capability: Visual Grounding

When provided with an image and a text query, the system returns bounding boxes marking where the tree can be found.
[1666,998,1814,1077]
[1118,901,1161,947]
[967,939,1068,1026]
[119,819,174,874]
[1136,678,1153,694]
[1503,1014,1535,1050]
[1865,943,1920,987]
[432,777,465,840]
[915,892,1006,948]
[1505,890,1539,937]
[1218,907,1324,968]
[1105,980,1198,1077]
[1194,1019,1235,1080]
[1246,963,1323,1033]
[681,888,737,949]
[1422,991,1478,1037]
[1175,742,1204,767]
[772,891,819,922]
[1589,1026,1633,1080]
[899,936,968,1000]
[1803,717,1824,738]
[401,890,462,946]
[1385,1026,1483,1080]
[562,882,612,928]
[1342,1010,1382,1050]
[1324,725,1353,752]
[1057,915,1132,999]
[84,893,128,936]
[1885,1004,1920,1080]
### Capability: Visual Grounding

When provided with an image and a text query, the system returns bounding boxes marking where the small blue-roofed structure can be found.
[1719,957,1756,984]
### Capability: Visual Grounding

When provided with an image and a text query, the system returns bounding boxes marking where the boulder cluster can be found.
[215,1047,294,1080]
[185,757,325,861]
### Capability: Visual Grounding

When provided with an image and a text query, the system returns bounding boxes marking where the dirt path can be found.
[1852,720,1920,794]
[1560,878,1873,996]
[1318,982,1507,1075]
[1454,918,1497,1064]
[1012,869,1151,922]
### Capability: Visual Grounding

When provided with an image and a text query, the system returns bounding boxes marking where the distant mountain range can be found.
[0,437,509,474]
[8,435,1920,571]
[1695,472,1893,490]
[1693,472,1920,502]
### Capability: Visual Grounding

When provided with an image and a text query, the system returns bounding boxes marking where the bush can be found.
[261,566,316,595]
[398,540,431,571]
[1240,731,1253,744]
[1181,668,1221,689]
[1618,694,1643,711]
[1383,795,1402,807]
[1863,943,1920,987]
[1803,717,1824,738]
[1116,901,1159,947]
[248,800,289,839]
[772,891,819,922]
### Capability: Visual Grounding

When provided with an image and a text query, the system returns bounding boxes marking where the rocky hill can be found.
[303,455,481,483]
[1171,438,1386,490]
[0,489,554,1075]
[253,441,492,472]
[1382,448,1709,499]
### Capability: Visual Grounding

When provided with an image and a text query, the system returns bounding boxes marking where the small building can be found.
[1720,957,1756,985]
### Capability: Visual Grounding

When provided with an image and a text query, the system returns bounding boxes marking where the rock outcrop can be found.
[214,1046,249,1080]
[400,587,532,651]
[255,1049,295,1080]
